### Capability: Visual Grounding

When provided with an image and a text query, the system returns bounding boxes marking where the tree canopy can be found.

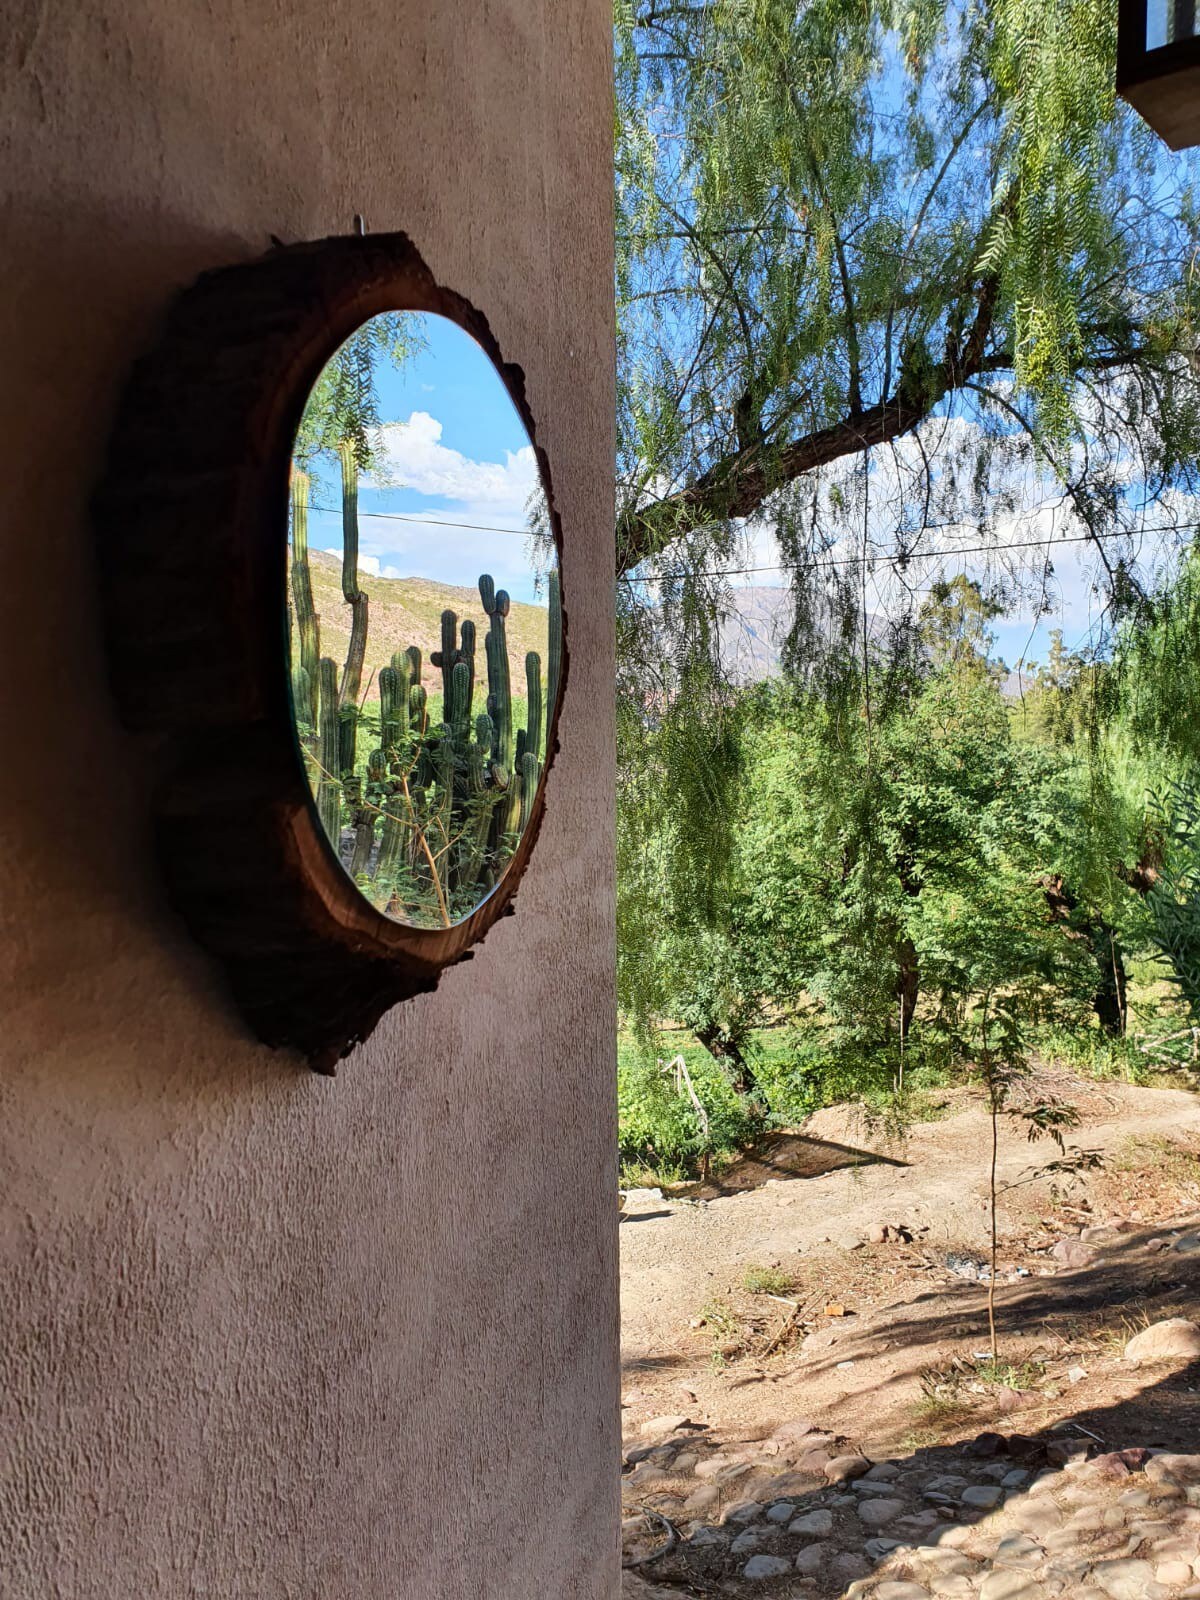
[614,0,1200,1167]
[616,0,1200,586]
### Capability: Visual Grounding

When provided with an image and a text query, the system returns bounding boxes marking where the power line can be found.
[307,501,537,538]
[617,521,1199,585]
[301,495,1198,582]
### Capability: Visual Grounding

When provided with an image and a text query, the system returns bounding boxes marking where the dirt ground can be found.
[620,1073,1200,1463]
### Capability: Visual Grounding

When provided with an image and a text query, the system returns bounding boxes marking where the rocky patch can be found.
[622,1430,1200,1598]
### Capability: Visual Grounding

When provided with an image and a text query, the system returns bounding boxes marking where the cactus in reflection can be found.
[525,651,543,765]
[293,553,560,929]
[289,470,320,732]
[400,573,556,925]
[336,442,369,776]
[316,656,342,844]
[546,566,562,753]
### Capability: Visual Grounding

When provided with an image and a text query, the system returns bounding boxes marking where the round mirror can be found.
[287,312,561,930]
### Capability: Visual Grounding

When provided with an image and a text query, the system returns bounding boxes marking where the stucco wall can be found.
[0,4,618,1596]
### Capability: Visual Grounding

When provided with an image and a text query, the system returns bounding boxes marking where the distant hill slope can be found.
[304,549,551,704]
[720,586,793,681]
[719,585,1023,694]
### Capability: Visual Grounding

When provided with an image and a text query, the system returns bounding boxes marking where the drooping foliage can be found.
[616,0,1200,572]
[293,313,427,474]
[614,0,1200,1114]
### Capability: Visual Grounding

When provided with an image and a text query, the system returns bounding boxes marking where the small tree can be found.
[940,889,1080,1361]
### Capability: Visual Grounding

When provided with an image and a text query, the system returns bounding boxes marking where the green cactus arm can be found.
[460,618,477,715]
[481,573,513,771]
[546,566,562,754]
[525,651,543,761]
[378,666,402,756]
[430,608,459,711]
[447,658,471,743]
[291,665,313,737]
[316,655,342,843]
[336,443,369,732]
[519,750,542,834]
[289,469,320,730]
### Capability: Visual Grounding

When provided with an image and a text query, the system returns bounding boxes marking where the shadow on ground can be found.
[622,1226,1200,1597]
[678,1134,909,1200]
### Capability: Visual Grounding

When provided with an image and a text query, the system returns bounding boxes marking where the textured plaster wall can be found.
[0,3,618,1596]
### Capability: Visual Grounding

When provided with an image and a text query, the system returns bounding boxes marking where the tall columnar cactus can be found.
[347,774,375,879]
[446,658,472,744]
[480,576,514,776]
[525,651,543,767]
[431,611,477,744]
[289,469,320,732]
[316,655,341,844]
[336,441,369,774]
[519,749,541,834]
[546,565,562,751]
[378,664,403,756]
[310,569,558,929]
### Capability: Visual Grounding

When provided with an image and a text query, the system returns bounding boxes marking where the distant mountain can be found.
[303,549,551,703]
[718,584,1024,693]
[719,586,793,681]
[718,585,892,682]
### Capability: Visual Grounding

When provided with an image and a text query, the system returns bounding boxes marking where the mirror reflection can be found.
[288,311,560,929]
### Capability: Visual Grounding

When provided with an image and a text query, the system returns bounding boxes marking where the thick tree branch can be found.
[617,271,1001,573]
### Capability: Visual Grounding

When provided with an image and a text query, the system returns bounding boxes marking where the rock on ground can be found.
[1123,1317,1200,1365]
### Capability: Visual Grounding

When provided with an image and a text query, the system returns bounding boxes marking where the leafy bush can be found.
[617,1041,758,1178]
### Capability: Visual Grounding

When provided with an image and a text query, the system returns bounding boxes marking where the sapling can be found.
[972,989,1079,1362]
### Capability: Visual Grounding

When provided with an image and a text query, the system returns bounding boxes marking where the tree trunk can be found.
[1092,927,1128,1037]
[695,1021,757,1097]
[896,936,920,1038]
[1040,875,1128,1037]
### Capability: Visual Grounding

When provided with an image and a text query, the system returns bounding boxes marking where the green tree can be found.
[293,313,426,473]
[616,0,1200,575]
[613,0,1200,1070]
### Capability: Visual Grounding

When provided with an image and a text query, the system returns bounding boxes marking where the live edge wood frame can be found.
[94,232,567,1074]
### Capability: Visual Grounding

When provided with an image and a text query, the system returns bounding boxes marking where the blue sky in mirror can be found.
[307,312,549,606]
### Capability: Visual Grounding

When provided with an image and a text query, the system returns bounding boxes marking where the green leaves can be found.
[1147,775,1200,1018]
[616,0,1200,570]
[985,0,1122,443]
[292,312,427,475]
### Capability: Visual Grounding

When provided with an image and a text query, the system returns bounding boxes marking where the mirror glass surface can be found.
[288,311,560,929]
[1147,0,1200,48]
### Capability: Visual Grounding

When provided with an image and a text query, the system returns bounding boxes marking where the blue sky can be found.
[305,313,550,605]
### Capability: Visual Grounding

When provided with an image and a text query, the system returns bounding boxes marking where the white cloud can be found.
[365,411,538,514]
[322,549,381,577]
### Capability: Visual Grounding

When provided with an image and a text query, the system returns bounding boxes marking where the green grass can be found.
[742,1265,795,1296]
[973,1357,1045,1390]
[617,1021,968,1181]
[696,1297,747,1368]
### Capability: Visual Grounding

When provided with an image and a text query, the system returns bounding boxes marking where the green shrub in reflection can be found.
[288,462,561,929]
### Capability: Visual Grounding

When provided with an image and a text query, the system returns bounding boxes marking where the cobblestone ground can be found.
[623,1424,1200,1598]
